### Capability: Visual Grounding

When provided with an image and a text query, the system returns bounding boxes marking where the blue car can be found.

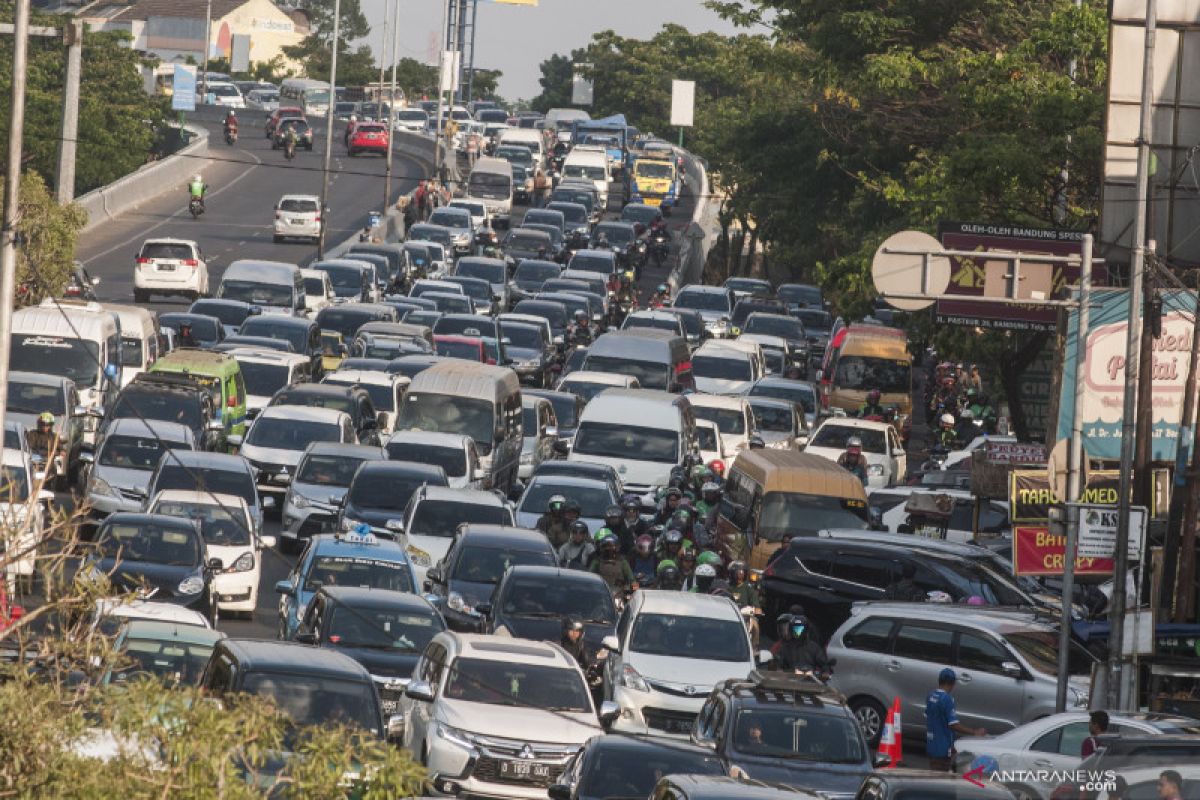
[274,529,417,641]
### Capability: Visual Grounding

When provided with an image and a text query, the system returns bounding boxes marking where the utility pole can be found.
[201,0,212,95]
[384,0,400,212]
[375,0,389,123]
[1110,0,1157,711]
[316,0,341,259]
[464,0,479,103]
[434,0,452,185]
[54,20,82,204]
[0,0,33,449]
[1134,258,1157,511]
[1174,278,1200,621]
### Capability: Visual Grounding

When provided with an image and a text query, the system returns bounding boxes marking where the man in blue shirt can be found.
[925,668,986,771]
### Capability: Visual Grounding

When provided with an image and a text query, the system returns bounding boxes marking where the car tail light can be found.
[314,216,321,223]
[136,258,151,264]
[182,259,198,267]
[9,605,23,621]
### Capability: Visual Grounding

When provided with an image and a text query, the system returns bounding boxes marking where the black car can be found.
[385,354,449,379]
[144,450,263,530]
[86,513,221,624]
[550,734,724,800]
[160,312,225,349]
[315,304,398,340]
[856,771,1015,800]
[692,672,878,797]
[729,298,788,333]
[777,282,826,311]
[524,223,567,262]
[211,336,293,354]
[545,201,591,240]
[337,461,448,539]
[504,228,555,263]
[188,298,259,336]
[424,525,558,632]
[761,538,1035,643]
[524,209,566,235]
[512,299,571,340]
[524,389,586,447]
[107,373,224,451]
[529,458,618,491]
[239,315,323,379]
[269,382,381,445]
[650,775,823,800]
[480,566,616,652]
[272,117,313,150]
[295,586,445,718]
[790,308,834,367]
[589,221,642,270]
[499,320,552,387]
[724,277,773,298]
[741,313,809,370]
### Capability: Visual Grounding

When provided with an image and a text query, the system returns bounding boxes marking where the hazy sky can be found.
[357,0,743,100]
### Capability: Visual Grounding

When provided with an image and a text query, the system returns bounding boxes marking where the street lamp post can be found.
[317,0,342,258]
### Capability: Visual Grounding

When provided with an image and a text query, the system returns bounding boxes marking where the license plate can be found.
[157,263,176,271]
[291,218,307,225]
[380,699,398,715]
[661,717,692,733]
[499,761,551,782]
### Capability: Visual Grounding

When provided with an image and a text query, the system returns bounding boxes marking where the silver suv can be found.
[827,604,1096,747]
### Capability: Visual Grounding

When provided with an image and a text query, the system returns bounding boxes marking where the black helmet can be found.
[604,504,622,520]
[569,519,589,537]
[562,617,584,634]
[563,499,581,515]
[658,565,681,588]
[622,497,640,512]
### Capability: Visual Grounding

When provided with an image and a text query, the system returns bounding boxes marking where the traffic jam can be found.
[3,98,1196,800]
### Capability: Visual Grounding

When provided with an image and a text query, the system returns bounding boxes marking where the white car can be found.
[393,485,514,588]
[0,448,50,592]
[399,632,609,799]
[244,88,279,112]
[322,370,409,435]
[204,81,244,108]
[448,199,491,233]
[694,419,728,472]
[300,269,335,316]
[394,108,429,133]
[555,370,639,405]
[145,490,276,617]
[406,239,448,278]
[227,350,312,417]
[804,417,906,488]
[92,598,212,632]
[691,342,762,395]
[688,393,755,456]
[273,194,323,243]
[231,405,357,498]
[868,486,1009,543]
[384,431,482,491]
[953,712,1200,799]
[603,590,759,737]
[133,238,209,302]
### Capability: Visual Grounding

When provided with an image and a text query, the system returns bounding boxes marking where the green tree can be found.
[283,0,372,81]
[0,171,86,305]
[531,53,575,112]
[469,68,502,101]
[393,57,437,99]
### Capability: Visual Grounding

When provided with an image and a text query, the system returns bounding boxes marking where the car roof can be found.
[813,417,895,433]
[316,586,435,612]
[257,405,347,424]
[452,632,575,667]
[845,603,1056,634]
[752,376,815,390]
[121,618,226,645]
[501,564,609,586]
[420,485,503,504]
[385,430,471,448]
[745,396,794,411]
[457,525,550,548]
[155,450,250,472]
[636,589,741,620]
[217,639,371,680]
[105,417,194,442]
[560,370,634,386]
[311,531,409,560]
[104,512,198,531]
[662,775,823,799]
[688,394,749,411]
[302,442,383,459]
[149,490,249,512]
[526,474,610,492]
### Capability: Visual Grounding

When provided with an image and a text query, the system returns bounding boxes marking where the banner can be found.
[172,65,196,112]
[1013,526,1118,576]
[1009,468,1170,521]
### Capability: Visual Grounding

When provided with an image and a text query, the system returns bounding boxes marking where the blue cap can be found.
[939,668,957,684]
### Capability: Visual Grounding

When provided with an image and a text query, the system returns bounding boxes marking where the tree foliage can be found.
[283,0,374,84]
[2,171,87,304]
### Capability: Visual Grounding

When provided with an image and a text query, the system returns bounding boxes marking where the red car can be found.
[434,335,486,363]
[265,106,305,137]
[347,123,389,156]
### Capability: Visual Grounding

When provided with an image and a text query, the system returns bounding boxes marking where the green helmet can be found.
[594,526,613,543]
[696,550,723,568]
[656,559,678,576]
[690,464,707,481]
[37,411,55,425]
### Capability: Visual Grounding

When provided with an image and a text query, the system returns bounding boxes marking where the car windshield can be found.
[409,499,507,536]
[152,501,249,546]
[398,111,427,121]
[385,442,466,478]
[274,390,357,419]
[409,226,453,247]
[242,671,378,734]
[1007,630,1095,677]
[304,277,326,297]
[118,337,143,367]
[727,279,770,294]
[245,417,340,450]
[429,210,469,230]
[152,465,254,506]
[116,637,214,686]
[745,316,803,339]
[811,424,886,454]
[7,380,66,416]
[732,709,865,763]
[499,576,614,623]
[759,491,869,539]
[674,290,731,313]
[99,434,183,470]
[502,325,543,350]
[451,545,556,585]
[451,202,485,218]
[581,355,668,390]
[834,355,910,394]
[574,421,678,463]
[693,355,752,382]
[319,265,364,290]
[779,286,823,306]
[217,280,292,307]
[280,198,318,213]
[444,657,591,712]
[140,242,194,260]
[193,302,250,327]
[793,310,832,331]
[539,395,579,428]
[317,309,379,339]
[630,613,749,662]
[304,555,413,593]
[163,317,221,342]
[297,453,369,487]
[751,404,794,433]
[561,379,623,404]
[468,172,513,199]
[0,466,28,503]
[397,394,494,455]
[696,426,720,453]
[10,334,99,388]
[514,262,559,285]
[238,361,292,397]
[327,606,441,651]
[519,481,614,518]
[564,164,607,181]
[97,522,200,566]
[111,390,201,431]
[751,382,816,413]
[508,233,550,251]
[593,226,633,246]
[549,204,587,224]
[579,746,723,799]
[435,339,483,361]
[240,320,307,352]
[635,161,674,179]
[692,406,745,435]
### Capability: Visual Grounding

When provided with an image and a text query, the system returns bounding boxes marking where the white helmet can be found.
[940,413,955,426]
[960,408,974,420]
[192,175,202,182]
[228,108,236,116]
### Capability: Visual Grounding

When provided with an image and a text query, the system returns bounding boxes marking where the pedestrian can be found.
[1158,770,1184,800]
[414,180,428,221]
[533,168,550,208]
[1081,710,1108,757]
[925,668,986,772]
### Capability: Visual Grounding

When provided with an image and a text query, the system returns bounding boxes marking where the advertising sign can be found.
[935,222,1100,331]
[172,65,197,112]
[571,63,594,106]
[671,80,695,128]
[1076,504,1147,561]
[1055,287,1198,462]
[984,441,1048,466]
[1013,526,1118,576]
[1010,470,1121,522]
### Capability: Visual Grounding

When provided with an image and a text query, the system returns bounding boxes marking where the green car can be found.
[150,349,248,444]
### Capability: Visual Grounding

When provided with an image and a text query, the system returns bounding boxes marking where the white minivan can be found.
[562,148,610,211]
[133,238,209,303]
[568,388,697,498]
[216,260,305,317]
[101,304,159,388]
[274,194,322,243]
[498,128,545,171]
[465,156,513,228]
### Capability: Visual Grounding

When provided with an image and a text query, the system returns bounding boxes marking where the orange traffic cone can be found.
[876,697,903,768]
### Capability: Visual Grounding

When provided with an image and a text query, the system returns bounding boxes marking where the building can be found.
[79,0,309,71]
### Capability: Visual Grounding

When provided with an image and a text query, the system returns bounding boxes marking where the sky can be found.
[357,0,743,100]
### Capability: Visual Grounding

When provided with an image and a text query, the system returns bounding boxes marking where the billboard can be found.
[935,221,1099,331]
[571,63,594,106]
[1055,287,1198,462]
[671,80,695,128]
[172,65,197,112]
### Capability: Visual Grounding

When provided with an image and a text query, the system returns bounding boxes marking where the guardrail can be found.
[76,123,210,233]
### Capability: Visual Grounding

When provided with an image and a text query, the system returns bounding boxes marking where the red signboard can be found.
[936,222,1103,331]
[1012,526,1116,576]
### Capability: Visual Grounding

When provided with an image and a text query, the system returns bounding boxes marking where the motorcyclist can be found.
[775,614,831,676]
[655,487,683,526]
[591,534,635,593]
[649,283,671,309]
[685,563,718,593]
[283,124,299,156]
[677,548,698,584]
[569,309,593,346]
[728,561,759,610]
[627,534,658,580]
[536,494,570,547]
[955,408,979,443]
[708,459,725,481]
[667,506,698,546]
[930,376,958,415]
[695,481,722,530]
[656,527,687,562]
[968,393,997,434]
[25,411,58,465]
[936,413,959,448]
[602,504,633,554]
[859,389,886,418]
[187,174,207,210]
[619,498,649,540]
[656,560,682,590]
[223,109,238,137]
[560,617,601,673]
[177,321,199,348]
[836,435,869,486]
[558,520,595,570]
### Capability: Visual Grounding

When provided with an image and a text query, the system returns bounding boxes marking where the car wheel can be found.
[209,595,220,627]
[133,289,148,303]
[850,697,887,748]
[273,235,282,243]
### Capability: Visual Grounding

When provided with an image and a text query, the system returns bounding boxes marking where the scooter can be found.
[224,125,238,145]
[283,138,297,160]
[189,197,204,219]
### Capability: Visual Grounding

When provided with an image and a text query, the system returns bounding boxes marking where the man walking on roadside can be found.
[925,668,986,772]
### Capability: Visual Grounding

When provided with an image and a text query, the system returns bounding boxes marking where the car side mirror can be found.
[260,535,278,549]
[601,634,619,653]
[873,752,893,768]
[426,566,443,585]
[261,496,276,510]
[329,494,345,507]
[274,579,294,596]
[79,451,94,465]
[548,784,572,800]
[73,404,90,417]
[598,700,620,727]
[295,631,317,644]
[405,680,435,702]
[475,602,492,617]
[387,713,405,742]
[544,425,558,439]
[1001,661,1024,679]
[553,439,570,456]
[757,649,774,666]
[206,557,224,571]
[227,434,243,448]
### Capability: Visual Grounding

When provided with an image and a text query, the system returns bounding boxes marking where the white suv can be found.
[274,194,323,243]
[133,238,208,302]
[397,632,612,799]
[603,590,760,737]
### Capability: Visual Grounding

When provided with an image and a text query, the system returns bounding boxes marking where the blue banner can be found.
[172,65,196,112]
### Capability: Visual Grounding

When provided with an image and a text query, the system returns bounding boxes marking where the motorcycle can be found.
[224,125,238,145]
[283,138,297,160]
[188,197,204,219]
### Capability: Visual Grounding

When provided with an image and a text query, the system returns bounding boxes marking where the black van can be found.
[238,315,323,379]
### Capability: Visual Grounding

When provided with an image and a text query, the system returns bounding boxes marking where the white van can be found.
[465,156,513,228]
[227,349,311,416]
[101,304,159,388]
[498,128,545,171]
[569,388,697,497]
[216,259,305,317]
[10,299,122,443]
[562,149,610,212]
[687,393,756,456]
[693,339,765,394]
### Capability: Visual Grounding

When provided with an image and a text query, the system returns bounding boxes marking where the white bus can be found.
[280,78,331,117]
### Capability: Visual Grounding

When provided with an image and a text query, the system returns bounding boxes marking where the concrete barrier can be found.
[76,123,210,233]
[670,149,715,293]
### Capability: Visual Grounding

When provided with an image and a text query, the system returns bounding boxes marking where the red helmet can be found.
[708,459,725,477]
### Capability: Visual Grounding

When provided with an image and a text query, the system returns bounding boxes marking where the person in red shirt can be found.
[1081,710,1109,757]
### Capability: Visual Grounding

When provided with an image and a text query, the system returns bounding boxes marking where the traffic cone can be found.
[876,697,903,769]
[890,697,903,766]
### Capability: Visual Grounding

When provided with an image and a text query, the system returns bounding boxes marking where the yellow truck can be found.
[631,155,680,214]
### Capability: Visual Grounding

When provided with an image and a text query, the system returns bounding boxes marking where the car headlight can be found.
[90,476,119,498]
[436,722,477,751]
[867,464,884,476]
[619,663,650,692]
[340,517,363,531]
[177,575,205,595]
[520,451,534,465]
[406,544,431,568]
[291,493,310,509]
[447,591,479,616]
[230,552,255,573]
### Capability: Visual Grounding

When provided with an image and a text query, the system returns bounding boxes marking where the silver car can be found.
[279,442,385,553]
[827,604,1096,748]
[83,418,196,517]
